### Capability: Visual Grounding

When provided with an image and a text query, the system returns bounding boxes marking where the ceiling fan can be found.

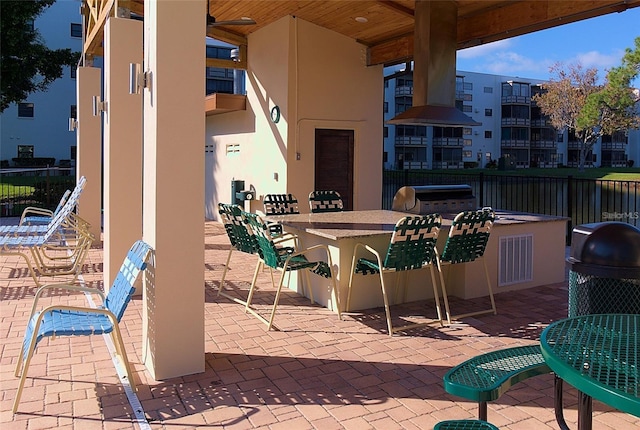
[207,0,256,27]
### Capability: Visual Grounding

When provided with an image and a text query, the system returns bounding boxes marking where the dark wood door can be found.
[314,129,354,210]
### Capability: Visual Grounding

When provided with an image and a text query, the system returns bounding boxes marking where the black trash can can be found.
[567,222,640,317]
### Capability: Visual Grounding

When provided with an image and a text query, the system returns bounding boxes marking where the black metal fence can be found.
[383,170,639,243]
[0,168,76,218]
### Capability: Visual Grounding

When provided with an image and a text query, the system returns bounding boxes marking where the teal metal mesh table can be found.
[540,314,639,430]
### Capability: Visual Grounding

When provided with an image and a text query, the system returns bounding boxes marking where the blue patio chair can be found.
[242,210,341,330]
[217,203,268,305]
[19,189,72,226]
[347,214,444,335]
[0,176,87,238]
[1,211,95,287]
[437,208,497,325]
[12,240,153,413]
[308,190,344,213]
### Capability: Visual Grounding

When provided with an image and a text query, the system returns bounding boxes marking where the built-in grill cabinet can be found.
[391,185,476,214]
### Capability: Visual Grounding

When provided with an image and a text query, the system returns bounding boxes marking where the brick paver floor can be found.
[1,219,639,429]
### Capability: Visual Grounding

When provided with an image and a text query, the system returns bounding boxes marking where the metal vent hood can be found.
[387,1,480,127]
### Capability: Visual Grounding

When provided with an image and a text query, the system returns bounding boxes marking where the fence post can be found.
[46,167,51,206]
[403,168,409,186]
[566,175,573,246]
[478,172,484,207]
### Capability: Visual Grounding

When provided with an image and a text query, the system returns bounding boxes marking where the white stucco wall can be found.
[205,16,384,220]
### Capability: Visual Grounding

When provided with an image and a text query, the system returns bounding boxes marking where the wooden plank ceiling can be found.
[86,0,640,66]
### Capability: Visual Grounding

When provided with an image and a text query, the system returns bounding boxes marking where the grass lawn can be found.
[430,167,640,181]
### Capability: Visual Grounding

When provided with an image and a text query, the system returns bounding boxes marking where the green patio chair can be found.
[346,213,444,335]
[217,203,267,305]
[434,420,499,430]
[437,208,497,325]
[242,210,341,330]
[262,193,300,242]
[308,190,344,213]
[13,240,153,413]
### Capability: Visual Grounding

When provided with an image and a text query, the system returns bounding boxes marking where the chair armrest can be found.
[28,283,106,322]
[19,207,54,225]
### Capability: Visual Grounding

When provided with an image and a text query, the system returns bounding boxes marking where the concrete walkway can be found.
[1,220,638,429]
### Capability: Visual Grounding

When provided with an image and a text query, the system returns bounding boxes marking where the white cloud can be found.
[572,49,625,74]
[457,39,513,59]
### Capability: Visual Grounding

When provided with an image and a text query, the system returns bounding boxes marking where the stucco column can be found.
[103,17,144,290]
[142,0,205,379]
[75,66,102,244]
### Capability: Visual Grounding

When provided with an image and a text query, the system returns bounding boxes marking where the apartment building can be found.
[383,67,640,170]
[0,1,243,168]
[0,0,82,167]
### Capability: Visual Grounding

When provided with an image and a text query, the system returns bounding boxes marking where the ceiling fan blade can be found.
[208,18,256,26]
[207,0,255,27]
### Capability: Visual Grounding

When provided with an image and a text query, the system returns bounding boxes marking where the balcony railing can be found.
[501,118,530,126]
[432,137,464,147]
[395,136,428,147]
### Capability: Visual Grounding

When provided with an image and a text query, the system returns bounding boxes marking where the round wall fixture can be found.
[270,105,281,123]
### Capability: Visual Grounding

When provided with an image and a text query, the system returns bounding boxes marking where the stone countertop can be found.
[265,209,568,241]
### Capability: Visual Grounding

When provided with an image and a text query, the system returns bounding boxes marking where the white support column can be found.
[103,17,144,290]
[76,66,102,244]
[142,0,205,379]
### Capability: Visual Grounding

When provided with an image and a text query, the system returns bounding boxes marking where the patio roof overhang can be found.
[82,0,640,67]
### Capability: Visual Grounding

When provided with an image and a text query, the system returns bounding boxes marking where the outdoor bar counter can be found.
[265,209,568,313]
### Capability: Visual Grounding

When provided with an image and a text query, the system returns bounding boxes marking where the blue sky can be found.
[456,7,640,84]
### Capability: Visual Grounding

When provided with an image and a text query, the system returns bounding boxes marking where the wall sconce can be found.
[68,118,78,131]
[129,63,151,95]
[92,95,106,116]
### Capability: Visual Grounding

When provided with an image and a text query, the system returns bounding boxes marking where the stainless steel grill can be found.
[391,185,476,214]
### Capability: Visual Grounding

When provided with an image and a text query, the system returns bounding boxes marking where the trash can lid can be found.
[569,222,640,277]
[581,222,640,266]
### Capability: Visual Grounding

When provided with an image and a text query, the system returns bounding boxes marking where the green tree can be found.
[533,37,640,171]
[0,0,79,112]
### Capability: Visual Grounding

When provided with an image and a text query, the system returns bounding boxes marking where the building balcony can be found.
[431,161,464,169]
[530,140,557,149]
[501,95,531,104]
[501,118,530,126]
[395,86,413,96]
[501,140,530,148]
[432,137,464,147]
[395,136,428,147]
[530,119,552,127]
[601,142,627,150]
[205,93,247,116]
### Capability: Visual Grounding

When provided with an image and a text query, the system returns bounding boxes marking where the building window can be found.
[70,105,77,119]
[484,86,493,93]
[383,126,388,138]
[384,80,389,88]
[70,146,77,160]
[70,66,76,79]
[18,103,34,118]
[463,150,472,158]
[463,82,473,91]
[383,102,388,113]
[70,23,82,38]
[485,130,492,139]
[463,128,472,135]
[485,108,492,116]
[17,145,34,158]
[462,105,472,113]
[383,152,388,163]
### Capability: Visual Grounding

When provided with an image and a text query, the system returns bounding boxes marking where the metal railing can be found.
[383,170,639,243]
[0,167,76,217]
